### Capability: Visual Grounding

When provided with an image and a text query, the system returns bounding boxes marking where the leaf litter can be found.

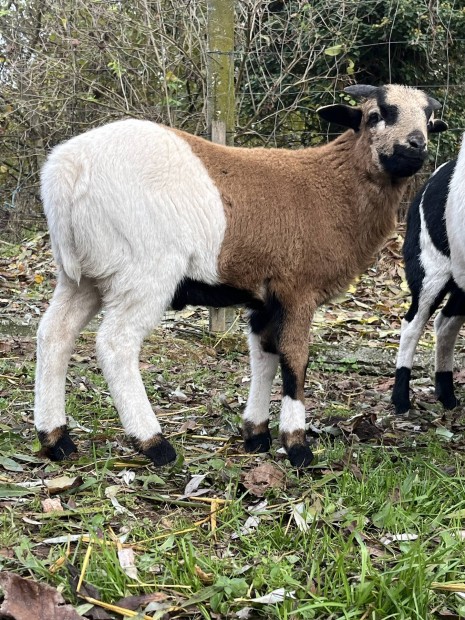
[2,232,465,617]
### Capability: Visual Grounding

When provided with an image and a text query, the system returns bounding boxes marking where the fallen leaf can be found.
[22,516,42,525]
[0,571,83,620]
[171,387,188,401]
[179,419,197,433]
[380,533,419,545]
[250,588,295,604]
[117,547,138,580]
[0,483,36,498]
[115,592,168,611]
[183,474,207,496]
[42,497,63,513]
[45,475,83,495]
[232,515,260,539]
[435,426,454,440]
[104,485,136,518]
[194,565,214,585]
[242,463,284,497]
[118,469,135,486]
[0,456,23,472]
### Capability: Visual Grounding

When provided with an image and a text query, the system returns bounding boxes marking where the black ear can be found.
[429,119,448,133]
[427,96,442,111]
[317,104,363,130]
[344,85,378,100]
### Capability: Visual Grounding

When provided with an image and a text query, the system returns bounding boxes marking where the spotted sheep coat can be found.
[35,84,447,468]
[392,133,465,415]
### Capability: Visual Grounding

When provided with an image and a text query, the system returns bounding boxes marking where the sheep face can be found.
[318,84,447,179]
[363,85,444,178]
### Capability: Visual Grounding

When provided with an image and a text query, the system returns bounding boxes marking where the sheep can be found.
[35,83,447,468]
[391,157,465,415]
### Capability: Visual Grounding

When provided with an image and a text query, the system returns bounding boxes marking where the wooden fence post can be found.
[207,0,236,334]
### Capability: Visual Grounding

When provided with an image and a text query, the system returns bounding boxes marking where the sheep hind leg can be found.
[96,282,178,466]
[35,274,101,460]
[242,305,279,454]
[392,277,449,415]
[434,288,465,409]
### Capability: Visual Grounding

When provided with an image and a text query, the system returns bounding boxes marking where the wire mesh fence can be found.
[1,0,464,236]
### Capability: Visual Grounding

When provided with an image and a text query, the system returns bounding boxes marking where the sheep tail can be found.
[40,148,89,284]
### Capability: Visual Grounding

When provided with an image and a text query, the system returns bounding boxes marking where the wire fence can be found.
[1,0,464,235]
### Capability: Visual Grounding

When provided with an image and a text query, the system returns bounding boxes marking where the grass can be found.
[2,235,465,618]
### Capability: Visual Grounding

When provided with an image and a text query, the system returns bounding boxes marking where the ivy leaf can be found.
[324,44,343,56]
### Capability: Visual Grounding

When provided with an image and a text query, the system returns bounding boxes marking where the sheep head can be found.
[317,84,448,178]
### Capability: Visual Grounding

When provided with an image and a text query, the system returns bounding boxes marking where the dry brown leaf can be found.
[115,592,168,611]
[179,419,197,433]
[0,571,83,620]
[242,463,284,497]
[41,497,64,513]
[194,564,214,584]
[336,412,383,441]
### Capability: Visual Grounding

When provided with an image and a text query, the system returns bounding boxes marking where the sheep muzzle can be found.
[379,143,428,178]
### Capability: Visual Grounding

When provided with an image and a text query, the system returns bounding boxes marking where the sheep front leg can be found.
[277,302,314,468]
[242,326,279,454]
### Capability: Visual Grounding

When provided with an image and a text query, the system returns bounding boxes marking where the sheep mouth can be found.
[379,145,427,178]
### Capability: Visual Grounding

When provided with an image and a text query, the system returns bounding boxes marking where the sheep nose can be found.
[408,131,426,151]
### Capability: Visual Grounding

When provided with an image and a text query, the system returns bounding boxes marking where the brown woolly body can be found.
[176,128,406,308]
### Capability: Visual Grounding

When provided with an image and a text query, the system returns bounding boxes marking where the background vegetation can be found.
[1,0,465,234]
[3,3,465,618]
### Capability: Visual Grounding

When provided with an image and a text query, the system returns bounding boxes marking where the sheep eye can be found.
[368,111,382,125]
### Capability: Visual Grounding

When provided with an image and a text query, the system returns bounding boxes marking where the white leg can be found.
[35,274,101,457]
[434,307,465,409]
[243,332,279,427]
[242,328,279,453]
[280,396,306,435]
[434,312,465,372]
[96,276,182,466]
[392,274,449,414]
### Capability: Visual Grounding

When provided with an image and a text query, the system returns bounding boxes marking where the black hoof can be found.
[392,367,412,415]
[436,372,458,410]
[438,394,459,410]
[287,443,314,468]
[392,399,411,415]
[244,430,273,454]
[142,436,177,466]
[37,427,77,461]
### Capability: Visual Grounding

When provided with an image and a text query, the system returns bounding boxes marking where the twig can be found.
[172,495,231,504]
[78,594,179,619]
[77,541,93,593]
[210,498,218,537]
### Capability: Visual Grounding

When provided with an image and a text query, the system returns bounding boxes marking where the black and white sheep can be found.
[35,84,446,468]
[392,154,465,414]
